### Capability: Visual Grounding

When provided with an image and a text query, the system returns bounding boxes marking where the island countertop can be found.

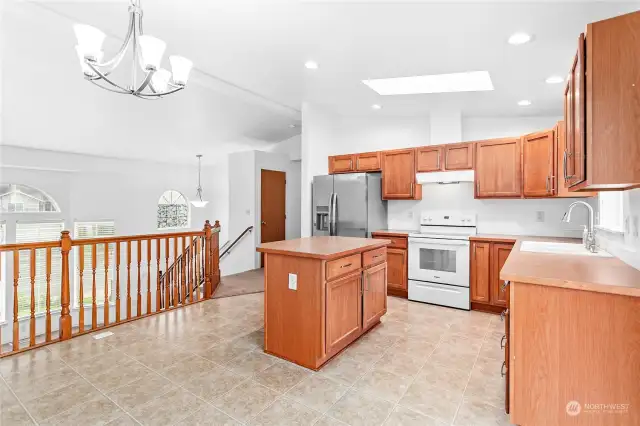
[257,236,390,260]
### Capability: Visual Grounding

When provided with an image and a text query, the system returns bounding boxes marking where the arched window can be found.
[157,190,190,229]
[0,184,60,213]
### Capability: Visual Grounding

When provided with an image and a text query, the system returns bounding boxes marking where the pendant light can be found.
[191,155,209,208]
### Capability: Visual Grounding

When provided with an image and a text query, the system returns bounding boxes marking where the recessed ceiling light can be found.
[362,71,494,96]
[518,100,532,106]
[304,61,318,70]
[371,104,382,110]
[508,32,532,45]
[545,76,564,84]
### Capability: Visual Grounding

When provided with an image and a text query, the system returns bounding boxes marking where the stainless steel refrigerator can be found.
[312,173,387,237]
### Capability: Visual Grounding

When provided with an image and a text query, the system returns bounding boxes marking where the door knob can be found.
[261,221,267,225]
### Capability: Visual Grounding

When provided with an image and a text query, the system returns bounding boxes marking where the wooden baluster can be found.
[126,241,132,319]
[212,221,221,291]
[104,242,109,327]
[91,244,97,329]
[147,239,151,314]
[137,240,142,317]
[59,231,73,340]
[78,245,85,332]
[29,248,36,346]
[45,247,52,342]
[156,239,161,311]
[164,238,170,309]
[195,237,201,301]
[173,236,179,307]
[115,242,121,322]
[13,250,20,350]
[190,236,196,301]
[181,236,187,305]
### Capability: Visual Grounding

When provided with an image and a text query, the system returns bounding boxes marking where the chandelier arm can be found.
[93,11,135,73]
[134,87,184,97]
[86,62,134,93]
[133,70,155,95]
[88,79,133,95]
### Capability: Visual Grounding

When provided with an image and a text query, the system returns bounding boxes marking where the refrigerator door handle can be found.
[328,193,335,236]
[330,192,338,236]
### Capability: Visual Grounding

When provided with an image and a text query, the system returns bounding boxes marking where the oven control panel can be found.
[420,213,476,227]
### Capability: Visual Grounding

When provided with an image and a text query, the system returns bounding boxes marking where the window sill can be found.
[595,225,625,235]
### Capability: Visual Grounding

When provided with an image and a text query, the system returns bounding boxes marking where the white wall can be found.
[462,116,560,141]
[597,189,640,269]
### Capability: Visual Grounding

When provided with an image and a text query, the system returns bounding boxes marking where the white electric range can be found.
[408,212,477,310]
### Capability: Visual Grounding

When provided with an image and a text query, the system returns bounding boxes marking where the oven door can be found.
[408,237,470,287]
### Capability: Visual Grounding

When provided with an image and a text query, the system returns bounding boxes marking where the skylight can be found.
[362,71,494,96]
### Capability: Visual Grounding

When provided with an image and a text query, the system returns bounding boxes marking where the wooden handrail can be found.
[0,220,221,359]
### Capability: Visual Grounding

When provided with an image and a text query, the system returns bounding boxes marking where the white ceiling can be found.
[2,0,639,161]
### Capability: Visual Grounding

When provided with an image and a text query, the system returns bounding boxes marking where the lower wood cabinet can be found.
[470,239,514,313]
[362,262,387,329]
[372,232,408,298]
[326,271,363,354]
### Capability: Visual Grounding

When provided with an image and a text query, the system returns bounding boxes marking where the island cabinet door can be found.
[363,262,387,330]
[326,271,363,355]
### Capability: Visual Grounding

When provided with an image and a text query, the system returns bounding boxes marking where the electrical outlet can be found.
[536,211,545,222]
[288,273,297,290]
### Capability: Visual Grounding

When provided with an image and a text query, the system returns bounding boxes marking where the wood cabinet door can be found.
[475,138,522,198]
[386,248,407,292]
[355,152,381,171]
[329,155,355,174]
[567,33,586,188]
[504,279,510,414]
[444,142,473,170]
[490,243,513,307]
[522,130,555,197]
[362,263,387,330]
[326,271,362,354]
[470,242,491,303]
[416,146,442,172]
[381,149,418,199]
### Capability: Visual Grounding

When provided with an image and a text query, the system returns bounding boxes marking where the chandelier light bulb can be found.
[75,46,103,77]
[151,68,172,92]
[170,56,194,86]
[73,24,106,61]
[138,35,166,71]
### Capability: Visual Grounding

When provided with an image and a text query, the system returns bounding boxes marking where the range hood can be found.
[416,170,475,184]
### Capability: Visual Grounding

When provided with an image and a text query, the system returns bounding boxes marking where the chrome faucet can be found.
[562,201,597,252]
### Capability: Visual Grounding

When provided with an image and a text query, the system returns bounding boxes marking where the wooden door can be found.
[475,138,522,198]
[443,142,473,170]
[567,33,586,188]
[416,146,442,172]
[382,149,418,199]
[490,243,513,307]
[355,152,381,172]
[522,130,555,197]
[470,242,490,303]
[326,271,362,354]
[386,248,407,293]
[261,170,286,265]
[329,155,355,174]
[362,263,387,330]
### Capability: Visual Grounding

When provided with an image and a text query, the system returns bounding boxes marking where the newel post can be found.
[59,231,73,340]
[212,221,221,292]
[203,220,213,299]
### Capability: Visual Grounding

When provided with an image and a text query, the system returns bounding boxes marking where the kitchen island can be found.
[256,236,390,370]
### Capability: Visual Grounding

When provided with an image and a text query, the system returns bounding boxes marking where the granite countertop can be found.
[256,236,390,260]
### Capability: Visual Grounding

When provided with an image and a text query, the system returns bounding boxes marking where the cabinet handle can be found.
[563,150,568,181]
[340,263,352,268]
[356,158,359,170]
[546,176,550,193]
[436,153,440,169]
[502,280,510,291]
[410,182,414,197]
[350,159,353,169]
[500,309,509,322]
[473,244,476,257]
[501,335,506,349]
[372,254,383,259]
[476,181,480,195]
[501,361,507,377]
[550,175,556,194]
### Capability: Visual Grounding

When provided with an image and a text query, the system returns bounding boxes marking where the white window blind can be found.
[15,221,64,317]
[74,222,116,306]
[598,192,624,233]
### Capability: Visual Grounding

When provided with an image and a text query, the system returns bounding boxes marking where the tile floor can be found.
[0,294,512,425]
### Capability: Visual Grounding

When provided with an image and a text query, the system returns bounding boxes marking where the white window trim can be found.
[157,190,191,231]
[597,192,625,234]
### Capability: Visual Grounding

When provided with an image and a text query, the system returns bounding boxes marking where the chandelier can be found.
[73,0,193,99]
[191,155,209,208]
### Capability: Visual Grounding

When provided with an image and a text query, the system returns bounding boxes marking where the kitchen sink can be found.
[520,241,613,257]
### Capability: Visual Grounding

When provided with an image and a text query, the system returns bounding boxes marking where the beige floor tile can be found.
[386,338,436,359]
[212,380,280,423]
[405,324,449,343]
[473,355,504,375]
[286,374,348,413]
[340,339,386,365]
[373,352,425,378]
[198,341,253,364]
[133,347,191,371]
[226,350,278,378]
[229,330,265,351]
[175,405,242,425]
[0,348,67,386]
[326,389,394,426]
[464,368,505,409]
[374,319,412,338]
[47,335,114,364]
[429,343,479,373]
[182,368,246,401]
[9,365,80,401]
[253,362,311,393]
[250,397,320,425]
[106,371,176,411]
[383,406,446,426]
[314,416,349,426]
[21,377,101,423]
[416,361,471,393]
[358,331,399,349]
[479,336,506,361]
[0,382,34,425]
[171,332,225,353]
[72,346,128,378]
[81,357,151,393]
[354,369,412,403]
[453,395,511,426]
[318,355,370,386]
[129,387,198,426]
[106,414,142,426]
[40,395,125,426]
[160,354,220,384]
[399,380,464,424]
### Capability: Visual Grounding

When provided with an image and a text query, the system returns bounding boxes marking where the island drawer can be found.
[326,254,361,281]
[363,247,386,268]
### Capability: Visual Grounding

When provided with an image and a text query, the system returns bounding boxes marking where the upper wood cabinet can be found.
[355,152,381,172]
[475,138,522,198]
[563,11,640,191]
[329,155,355,174]
[522,130,555,197]
[470,241,491,304]
[555,121,595,198]
[443,142,473,170]
[381,149,422,200]
[416,146,442,172]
